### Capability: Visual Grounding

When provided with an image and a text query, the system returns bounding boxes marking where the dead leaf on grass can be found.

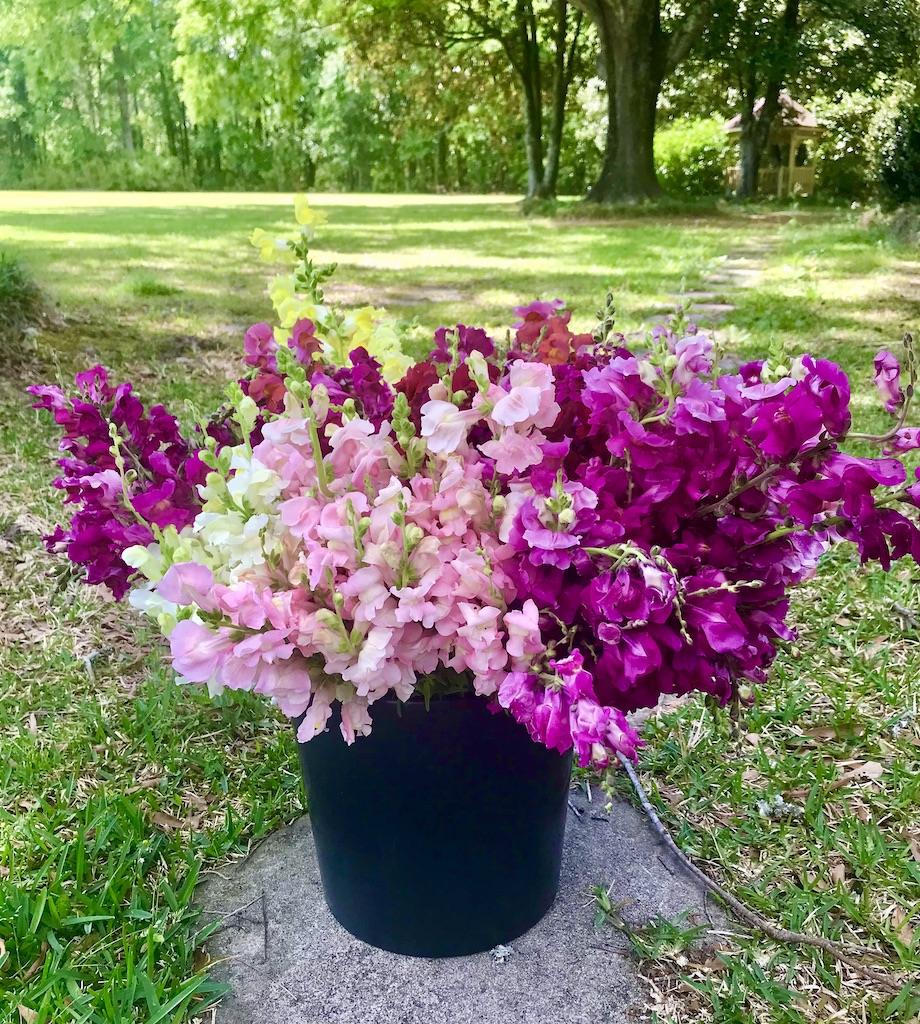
[742,767,762,784]
[828,760,885,791]
[862,637,889,660]
[829,862,847,885]
[182,790,215,812]
[151,811,185,831]
[21,942,48,983]
[18,1007,37,1024]
[803,726,837,741]
[909,838,920,863]
[785,760,885,801]
[850,800,872,824]
[890,906,915,945]
[126,777,164,795]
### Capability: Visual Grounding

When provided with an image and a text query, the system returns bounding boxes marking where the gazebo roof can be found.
[724,93,825,136]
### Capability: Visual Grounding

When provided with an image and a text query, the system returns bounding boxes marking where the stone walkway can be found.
[195,789,722,1024]
[668,240,777,327]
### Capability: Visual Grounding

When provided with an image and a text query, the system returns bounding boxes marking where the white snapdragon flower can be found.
[226,453,284,513]
[195,510,274,569]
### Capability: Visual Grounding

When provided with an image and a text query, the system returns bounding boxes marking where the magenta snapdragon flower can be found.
[30,295,920,770]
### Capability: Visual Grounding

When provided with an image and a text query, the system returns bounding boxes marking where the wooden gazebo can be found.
[724,94,825,198]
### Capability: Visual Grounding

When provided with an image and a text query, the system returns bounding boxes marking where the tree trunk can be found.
[580,0,663,203]
[11,63,37,162]
[303,151,317,189]
[113,46,134,154]
[577,0,712,203]
[734,0,799,200]
[541,0,583,198]
[509,0,546,198]
[736,78,780,199]
[158,64,178,158]
[608,10,662,202]
[177,100,191,171]
[585,15,618,203]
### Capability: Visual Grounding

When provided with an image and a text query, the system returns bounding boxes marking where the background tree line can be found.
[1,0,919,203]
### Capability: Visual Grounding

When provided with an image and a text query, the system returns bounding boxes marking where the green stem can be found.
[308,414,332,498]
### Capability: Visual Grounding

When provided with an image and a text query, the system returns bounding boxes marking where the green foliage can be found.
[879,93,920,206]
[0,0,918,198]
[0,152,192,192]
[0,250,44,349]
[654,117,729,198]
[811,92,878,201]
[592,889,710,962]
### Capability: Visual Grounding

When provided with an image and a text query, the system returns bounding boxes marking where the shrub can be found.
[0,251,46,354]
[0,152,193,192]
[879,96,920,205]
[811,92,877,201]
[654,117,730,198]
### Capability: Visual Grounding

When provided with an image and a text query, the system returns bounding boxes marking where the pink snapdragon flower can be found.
[420,400,482,454]
[170,620,236,683]
[874,350,903,414]
[481,361,560,432]
[158,562,216,611]
[243,322,279,372]
[503,601,544,662]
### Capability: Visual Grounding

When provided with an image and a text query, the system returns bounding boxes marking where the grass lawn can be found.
[1,191,919,1023]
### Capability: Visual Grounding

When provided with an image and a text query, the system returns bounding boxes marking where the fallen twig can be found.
[892,602,919,629]
[200,892,264,923]
[616,752,905,993]
[568,799,585,818]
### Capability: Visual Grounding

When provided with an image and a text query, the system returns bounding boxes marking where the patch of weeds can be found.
[593,888,710,963]
[0,250,48,360]
[125,271,181,298]
[519,196,559,218]
[557,197,728,221]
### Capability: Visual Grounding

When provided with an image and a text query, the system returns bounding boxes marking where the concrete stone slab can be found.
[195,789,720,1024]
[688,303,736,315]
[706,268,762,289]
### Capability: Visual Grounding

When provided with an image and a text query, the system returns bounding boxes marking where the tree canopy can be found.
[0,0,918,200]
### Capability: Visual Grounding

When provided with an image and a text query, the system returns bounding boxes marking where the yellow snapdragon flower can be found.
[248,199,411,381]
[293,194,328,232]
[277,298,327,331]
[250,228,278,263]
[341,306,380,347]
[269,275,299,311]
[379,350,414,383]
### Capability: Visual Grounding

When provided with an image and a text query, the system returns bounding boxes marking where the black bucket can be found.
[294,692,572,957]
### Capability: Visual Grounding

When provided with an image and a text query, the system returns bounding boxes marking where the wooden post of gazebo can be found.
[724,94,825,198]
